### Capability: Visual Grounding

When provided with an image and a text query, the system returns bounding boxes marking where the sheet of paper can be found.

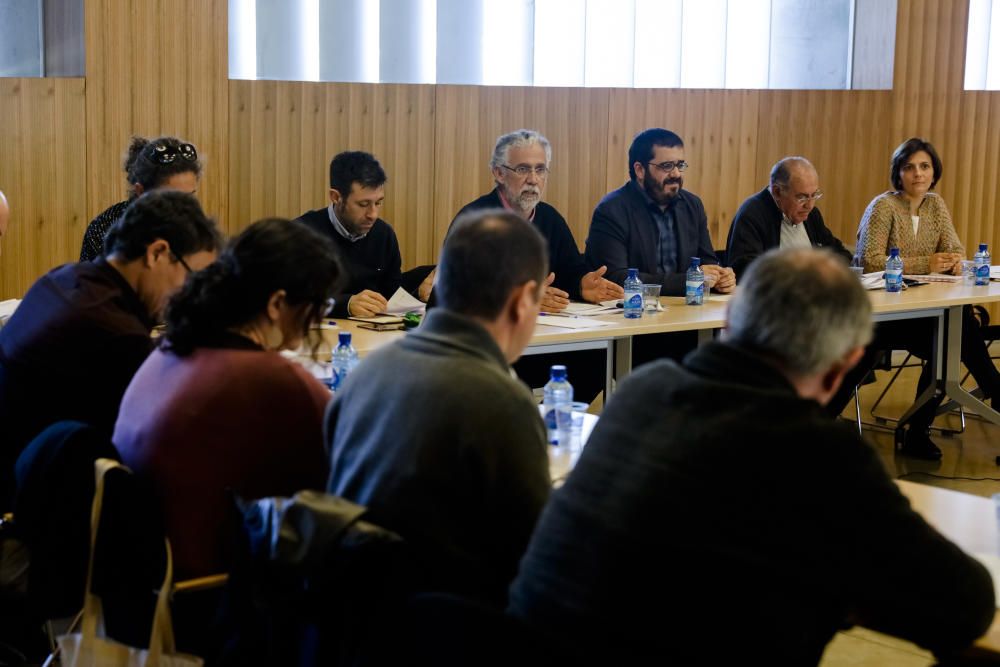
[904,273,962,283]
[536,315,616,329]
[385,287,426,315]
[860,273,886,290]
[0,299,19,326]
[563,302,620,316]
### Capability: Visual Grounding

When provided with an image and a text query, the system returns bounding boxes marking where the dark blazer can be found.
[585,181,719,296]
[726,187,853,280]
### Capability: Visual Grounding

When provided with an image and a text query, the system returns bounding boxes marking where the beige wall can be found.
[1,0,997,301]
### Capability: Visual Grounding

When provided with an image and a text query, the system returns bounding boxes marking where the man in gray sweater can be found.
[325,208,550,604]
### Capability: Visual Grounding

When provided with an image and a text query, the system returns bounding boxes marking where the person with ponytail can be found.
[113,218,341,578]
[80,135,203,261]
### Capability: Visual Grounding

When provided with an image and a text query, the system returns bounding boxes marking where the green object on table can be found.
[402,311,422,328]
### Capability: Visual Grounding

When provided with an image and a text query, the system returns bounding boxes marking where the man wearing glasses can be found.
[449,129,623,312]
[586,127,735,296]
[0,191,220,511]
[727,156,852,280]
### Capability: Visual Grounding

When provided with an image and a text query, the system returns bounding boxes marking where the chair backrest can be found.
[13,421,120,619]
[217,490,413,666]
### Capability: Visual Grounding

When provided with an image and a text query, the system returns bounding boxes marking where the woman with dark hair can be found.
[113,218,341,577]
[80,135,203,261]
[854,138,1000,459]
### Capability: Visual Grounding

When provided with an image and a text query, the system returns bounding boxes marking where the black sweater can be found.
[511,342,995,664]
[295,208,402,317]
[726,187,853,280]
[451,190,590,300]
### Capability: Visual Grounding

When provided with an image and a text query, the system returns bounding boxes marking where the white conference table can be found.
[321,281,1000,426]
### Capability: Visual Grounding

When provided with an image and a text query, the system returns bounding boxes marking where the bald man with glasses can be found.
[726,156,852,280]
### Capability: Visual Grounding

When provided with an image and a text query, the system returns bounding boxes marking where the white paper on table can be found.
[860,272,886,290]
[904,273,962,283]
[384,287,426,315]
[563,302,620,316]
[0,299,20,326]
[990,265,1000,280]
[536,315,616,329]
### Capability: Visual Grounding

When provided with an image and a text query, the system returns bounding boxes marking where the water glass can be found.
[642,284,661,311]
[961,259,976,286]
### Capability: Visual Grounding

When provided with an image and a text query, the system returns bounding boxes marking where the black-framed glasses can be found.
[171,252,193,274]
[149,143,198,165]
[501,164,550,178]
[647,160,688,173]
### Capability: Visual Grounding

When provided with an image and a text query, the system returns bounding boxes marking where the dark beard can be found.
[643,176,683,206]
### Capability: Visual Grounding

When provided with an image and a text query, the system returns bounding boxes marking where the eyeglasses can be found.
[646,160,688,173]
[149,143,198,165]
[790,190,824,204]
[501,164,550,178]
[171,252,193,274]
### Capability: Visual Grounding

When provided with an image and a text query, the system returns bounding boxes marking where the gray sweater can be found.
[325,308,550,603]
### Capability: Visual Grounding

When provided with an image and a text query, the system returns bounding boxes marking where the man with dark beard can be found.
[585,128,735,296]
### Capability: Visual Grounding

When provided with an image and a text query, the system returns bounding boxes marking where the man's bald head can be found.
[769,157,821,225]
[0,190,9,257]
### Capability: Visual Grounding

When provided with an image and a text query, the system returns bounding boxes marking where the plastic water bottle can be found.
[975,243,991,286]
[885,247,903,293]
[329,331,359,391]
[542,365,574,446]
[623,268,643,319]
[685,257,704,305]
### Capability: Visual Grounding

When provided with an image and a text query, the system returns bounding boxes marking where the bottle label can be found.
[625,294,642,308]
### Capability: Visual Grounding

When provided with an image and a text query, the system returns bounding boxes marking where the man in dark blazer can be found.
[726,156,852,280]
[585,128,735,296]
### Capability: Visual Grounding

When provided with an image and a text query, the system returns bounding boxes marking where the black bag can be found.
[217,491,415,667]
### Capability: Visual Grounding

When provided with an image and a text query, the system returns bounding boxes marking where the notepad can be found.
[536,315,615,329]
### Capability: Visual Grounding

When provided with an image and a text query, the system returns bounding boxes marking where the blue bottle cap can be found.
[689,257,701,267]
[550,365,567,380]
[980,243,989,252]
[338,331,352,346]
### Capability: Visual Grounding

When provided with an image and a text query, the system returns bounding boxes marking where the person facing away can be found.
[0,191,220,511]
[509,247,995,665]
[326,209,551,605]
[295,150,402,318]
[114,218,339,577]
[80,136,202,262]
[448,129,623,312]
[726,156,852,280]
[584,127,735,296]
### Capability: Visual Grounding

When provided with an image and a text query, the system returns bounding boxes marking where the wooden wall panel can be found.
[84,0,229,232]
[605,89,759,246]
[0,78,87,299]
[889,0,1000,261]
[432,86,610,258]
[755,90,893,248]
[227,81,436,266]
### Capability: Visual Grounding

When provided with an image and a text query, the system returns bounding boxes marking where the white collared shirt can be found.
[779,213,812,250]
[327,203,367,242]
